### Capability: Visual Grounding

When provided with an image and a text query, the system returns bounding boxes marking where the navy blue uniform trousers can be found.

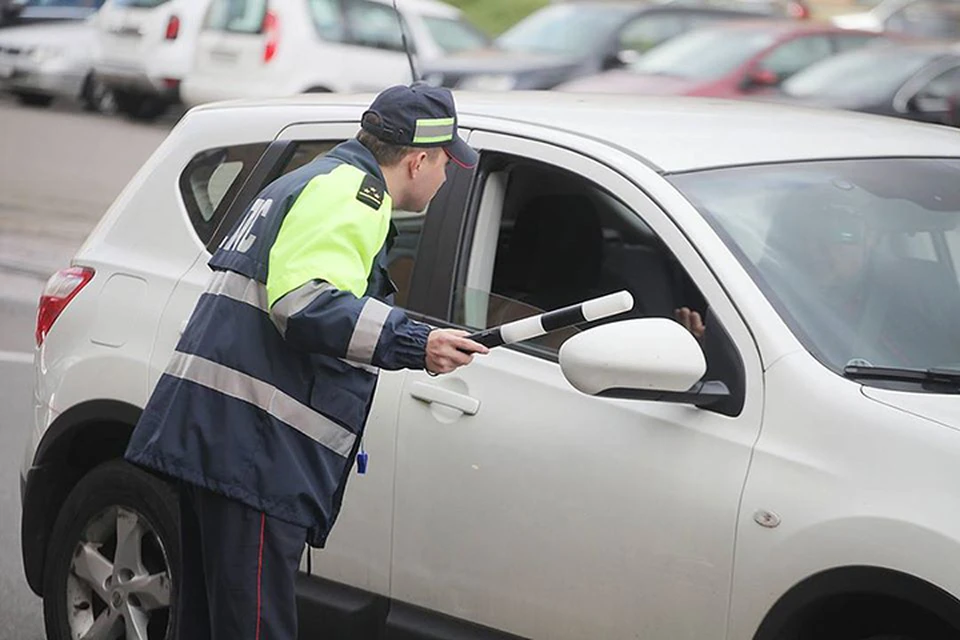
[175,483,308,640]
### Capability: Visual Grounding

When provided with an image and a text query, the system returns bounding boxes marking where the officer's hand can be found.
[426,329,489,375]
[674,307,706,340]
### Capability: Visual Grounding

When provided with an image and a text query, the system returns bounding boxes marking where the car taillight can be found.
[788,2,810,19]
[263,10,278,63]
[36,267,95,347]
[165,14,180,40]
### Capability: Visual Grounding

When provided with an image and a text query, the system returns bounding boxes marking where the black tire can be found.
[114,91,169,121]
[81,73,116,114]
[15,92,54,107]
[42,459,180,640]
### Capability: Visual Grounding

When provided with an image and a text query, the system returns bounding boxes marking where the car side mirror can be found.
[559,318,730,406]
[744,68,780,89]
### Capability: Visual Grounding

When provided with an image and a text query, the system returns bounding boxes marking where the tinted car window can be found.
[307,0,346,42]
[344,0,405,52]
[204,0,266,34]
[632,27,776,80]
[782,46,938,101]
[758,34,833,79]
[619,13,688,53]
[422,15,489,54]
[496,3,634,56]
[179,143,268,245]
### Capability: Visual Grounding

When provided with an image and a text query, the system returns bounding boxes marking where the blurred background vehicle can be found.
[555,20,882,96]
[663,0,811,20]
[0,0,104,27]
[93,0,211,121]
[181,0,489,107]
[772,41,960,125]
[420,0,776,91]
[0,9,113,110]
[833,0,960,39]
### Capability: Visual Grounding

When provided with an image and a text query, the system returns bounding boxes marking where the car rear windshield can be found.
[631,27,776,80]
[782,46,942,101]
[496,3,634,57]
[204,0,266,34]
[671,158,960,377]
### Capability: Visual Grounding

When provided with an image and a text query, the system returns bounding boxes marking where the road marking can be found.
[0,350,34,364]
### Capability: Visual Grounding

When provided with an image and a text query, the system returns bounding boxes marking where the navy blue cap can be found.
[361,84,478,169]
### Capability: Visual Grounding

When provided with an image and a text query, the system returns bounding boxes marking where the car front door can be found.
[388,131,764,638]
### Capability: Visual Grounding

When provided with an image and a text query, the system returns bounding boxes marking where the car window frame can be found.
[209,121,473,316]
[442,130,751,415]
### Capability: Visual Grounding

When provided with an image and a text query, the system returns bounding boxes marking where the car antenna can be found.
[393,0,421,82]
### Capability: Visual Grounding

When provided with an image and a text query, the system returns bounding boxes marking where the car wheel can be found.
[15,91,54,107]
[82,74,116,114]
[42,459,179,640]
[114,91,168,121]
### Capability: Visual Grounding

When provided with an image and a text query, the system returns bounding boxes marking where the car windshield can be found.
[782,46,940,101]
[422,15,489,54]
[496,4,633,56]
[671,159,960,376]
[631,27,777,80]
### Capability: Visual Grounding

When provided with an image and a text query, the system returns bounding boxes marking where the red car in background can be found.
[556,21,884,97]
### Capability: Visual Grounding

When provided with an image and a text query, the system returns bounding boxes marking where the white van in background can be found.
[94,0,212,120]
[180,0,489,108]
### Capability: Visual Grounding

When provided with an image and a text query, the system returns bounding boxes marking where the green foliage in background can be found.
[443,0,550,36]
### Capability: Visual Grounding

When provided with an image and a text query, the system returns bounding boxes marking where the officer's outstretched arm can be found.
[265,169,431,371]
[270,282,431,371]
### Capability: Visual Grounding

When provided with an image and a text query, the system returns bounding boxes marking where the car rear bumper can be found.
[95,61,179,101]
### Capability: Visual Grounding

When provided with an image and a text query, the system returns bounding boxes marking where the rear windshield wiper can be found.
[843,365,960,388]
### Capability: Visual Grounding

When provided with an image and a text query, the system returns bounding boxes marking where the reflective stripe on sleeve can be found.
[346,298,392,364]
[166,351,357,457]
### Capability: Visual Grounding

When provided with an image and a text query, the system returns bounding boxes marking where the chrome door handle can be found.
[409,381,480,415]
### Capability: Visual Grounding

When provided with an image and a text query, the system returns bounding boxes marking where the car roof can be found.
[192,92,960,173]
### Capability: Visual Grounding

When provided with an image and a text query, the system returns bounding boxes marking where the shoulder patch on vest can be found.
[356,174,385,210]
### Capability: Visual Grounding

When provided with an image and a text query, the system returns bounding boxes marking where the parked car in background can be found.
[93,0,211,121]
[833,0,960,39]
[0,16,113,109]
[773,41,960,126]
[556,21,882,97]
[181,0,489,107]
[420,0,773,91]
[1,0,104,27]
[665,0,811,20]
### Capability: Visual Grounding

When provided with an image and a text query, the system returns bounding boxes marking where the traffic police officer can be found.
[125,84,487,639]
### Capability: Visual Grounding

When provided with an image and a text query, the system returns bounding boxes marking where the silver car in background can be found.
[0,12,113,109]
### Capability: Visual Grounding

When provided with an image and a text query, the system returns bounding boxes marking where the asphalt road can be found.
[0,96,171,639]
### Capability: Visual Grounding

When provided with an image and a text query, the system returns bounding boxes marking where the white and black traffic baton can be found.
[465,290,635,348]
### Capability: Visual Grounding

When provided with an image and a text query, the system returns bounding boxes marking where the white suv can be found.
[180,0,489,107]
[94,0,212,120]
[20,93,960,640]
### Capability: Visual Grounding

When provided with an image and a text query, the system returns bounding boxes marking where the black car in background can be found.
[773,42,960,126]
[0,0,104,28]
[421,0,776,91]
